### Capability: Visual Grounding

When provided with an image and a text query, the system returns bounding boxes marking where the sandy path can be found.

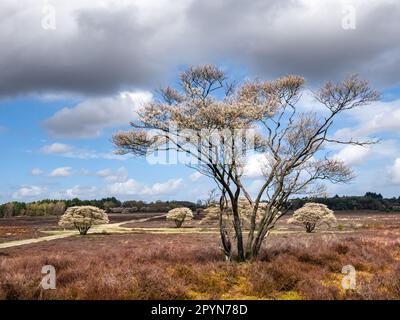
[0,214,167,249]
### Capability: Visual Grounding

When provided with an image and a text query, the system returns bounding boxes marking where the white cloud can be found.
[43,91,152,138]
[39,143,127,161]
[333,99,400,141]
[50,167,72,177]
[31,168,44,176]
[388,158,400,184]
[296,90,327,113]
[189,171,203,182]
[96,167,129,183]
[331,139,400,167]
[333,145,372,166]
[243,153,273,178]
[62,185,98,199]
[96,169,111,178]
[12,186,46,199]
[108,178,183,197]
[41,143,73,154]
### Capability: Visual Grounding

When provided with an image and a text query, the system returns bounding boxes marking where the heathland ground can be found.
[0,212,399,299]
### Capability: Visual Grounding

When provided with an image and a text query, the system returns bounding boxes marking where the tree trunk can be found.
[251,226,271,259]
[175,220,183,228]
[230,199,245,262]
[218,201,232,260]
[78,226,90,235]
[305,223,315,233]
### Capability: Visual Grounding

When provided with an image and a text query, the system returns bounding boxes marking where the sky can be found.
[0,0,400,203]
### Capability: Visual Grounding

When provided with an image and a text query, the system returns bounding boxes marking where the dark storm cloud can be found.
[183,0,400,86]
[0,2,172,97]
[0,0,399,98]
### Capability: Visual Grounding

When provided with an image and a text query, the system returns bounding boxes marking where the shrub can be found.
[201,197,273,227]
[58,206,109,235]
[166,207,193,228]
[288,202,337,233]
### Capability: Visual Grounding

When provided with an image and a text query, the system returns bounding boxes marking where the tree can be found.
[53,201,66,216]
[203,188,219,207]
[3,202,15,218]
[166,207,194,228]
[113,64,379,261]
[288,202,337,232]
[103,200,118,212]
[58,206,109,235]
[365,192,383,199]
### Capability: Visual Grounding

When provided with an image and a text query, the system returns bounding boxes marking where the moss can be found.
[276,291,303,300]
[186,290,211,300]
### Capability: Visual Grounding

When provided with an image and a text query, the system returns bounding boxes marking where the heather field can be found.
[1,212,399,300]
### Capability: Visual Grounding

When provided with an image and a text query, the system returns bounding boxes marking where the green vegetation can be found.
[1,192,400,218]
[0,198,198,218]
[291,192,400,212]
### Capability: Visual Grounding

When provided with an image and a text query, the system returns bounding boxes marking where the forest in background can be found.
[1,192,400,218]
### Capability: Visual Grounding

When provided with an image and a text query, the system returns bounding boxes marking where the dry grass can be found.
[0,212,400,300]
[0,226,399,300]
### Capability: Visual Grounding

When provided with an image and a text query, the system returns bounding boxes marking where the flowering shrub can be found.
[58,206,109,235]
[202,198,272,227]
[288,202,336,233]
[166,207,194,228]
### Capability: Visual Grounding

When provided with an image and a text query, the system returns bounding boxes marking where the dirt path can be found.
[0,214,168,249]
[0,213,347,250]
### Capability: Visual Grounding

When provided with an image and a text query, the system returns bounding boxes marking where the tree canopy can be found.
[113,64,380,261]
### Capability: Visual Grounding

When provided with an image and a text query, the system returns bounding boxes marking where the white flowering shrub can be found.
[166,207,194,228]
[288,202,337,233]
[58,206,109,235]
[202,198,270,227]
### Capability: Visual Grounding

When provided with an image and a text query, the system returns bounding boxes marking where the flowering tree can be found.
[288,202,337,233]
[113,65,379,261]
[58,206,109,235]
[202,197,267,227]
[166,207,194,228]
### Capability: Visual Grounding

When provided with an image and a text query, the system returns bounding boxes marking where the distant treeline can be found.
[291,192,400,212]
[0,197,198,218]
[1,192,399,218]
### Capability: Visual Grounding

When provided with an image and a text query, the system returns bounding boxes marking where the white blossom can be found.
[166,207,194,228]
[58,206,109,235]
[288,202,337,233]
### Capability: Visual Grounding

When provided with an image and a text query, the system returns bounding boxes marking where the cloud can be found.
[0,0,399,98]
[189,172,203,182]
[41,143,73,154]
[57,185,98,199]
[31,168,44,176]
[12,186,46,199]
[96,167,129,183]
[333,145,372,166]
[333,99,400,140]
[43,91,152,138]
[39,143,127,160]
[50,167,72,177]
[243,153,273,178]
[108,178,183,197]
[388,158,400,184]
